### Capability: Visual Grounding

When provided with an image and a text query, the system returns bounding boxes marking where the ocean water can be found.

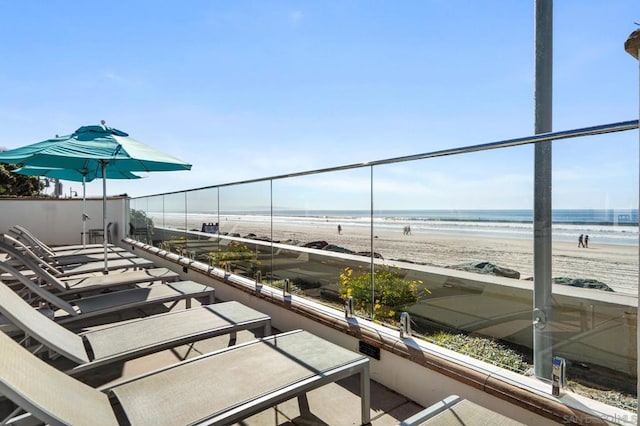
[154,209,639,247]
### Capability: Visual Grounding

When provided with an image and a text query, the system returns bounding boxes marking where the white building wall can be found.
[0,197,129,246]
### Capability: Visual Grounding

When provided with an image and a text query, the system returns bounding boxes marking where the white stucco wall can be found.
[0,197,129,246]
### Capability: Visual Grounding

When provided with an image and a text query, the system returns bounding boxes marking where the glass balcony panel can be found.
[167,188,222,264]
[128,196,156,244]
[145,195,165,230]
[129,197,145,225]
[371,145,535,376]
[271,168,373,308]
[218,182,271,278]
[152,192,188,255]
[125,122,639,412]
[550,132,638,409]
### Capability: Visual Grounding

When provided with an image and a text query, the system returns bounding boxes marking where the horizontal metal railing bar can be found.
[134,119,639,199]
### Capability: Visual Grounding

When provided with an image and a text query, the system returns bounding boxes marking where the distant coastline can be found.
[186,208,640,225]
[154,209,640,247]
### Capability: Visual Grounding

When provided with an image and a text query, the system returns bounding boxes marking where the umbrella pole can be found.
[102,162,108,274]
[82,175,87,248]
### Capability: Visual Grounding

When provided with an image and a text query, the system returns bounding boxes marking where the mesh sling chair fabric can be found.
[0,329,370,425]
[0,237,180,297]
[0,261,214,326]
[0,279,270,376]
[7,225,133,265]
[0,234,152,277]
[399,395,525,426]
[9,224,124,255]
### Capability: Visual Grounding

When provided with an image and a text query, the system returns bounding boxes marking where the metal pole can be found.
[102,161,108,274]
[270,180,274,284]
[622,27,639,426]
[533,0,553,379]
[217,187,220,267]
[370,165,375,319]
[82,175,87,248]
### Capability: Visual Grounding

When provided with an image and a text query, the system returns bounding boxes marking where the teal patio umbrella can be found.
[0,122,191,272]
[13,165,141,182]
[13,166,142,248]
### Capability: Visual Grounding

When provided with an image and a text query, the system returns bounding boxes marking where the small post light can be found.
[344,296,354,318]
[224,262,231,274]
[399,312,411,338]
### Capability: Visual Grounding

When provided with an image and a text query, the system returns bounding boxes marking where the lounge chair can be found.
[0,329,370,425]
[61,267,181,294]
[8,225,134,266]
[23,249,137,268]
[0,278,271,376]
[2,232,137,268]
[57,256,154,276]
[0,238,179,298]
[0,237,163,295]
[0,262,214,326]
[399,395,525,425]
[9,224,126,256]
[0,235,154,278]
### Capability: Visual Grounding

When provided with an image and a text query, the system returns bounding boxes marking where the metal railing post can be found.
[399,312,411,338]
[345,296,354,318]
[533,0,554,380]
[623,28,640,424]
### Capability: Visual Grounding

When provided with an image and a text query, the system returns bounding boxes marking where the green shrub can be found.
[161,236,186,252]
[208,241,258,271]
[339,265,429,320]
[428,332,528,373]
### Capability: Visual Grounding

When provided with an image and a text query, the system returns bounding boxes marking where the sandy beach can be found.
[188,217,638,295]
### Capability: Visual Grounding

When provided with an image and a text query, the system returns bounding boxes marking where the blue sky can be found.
[0,1,638,209]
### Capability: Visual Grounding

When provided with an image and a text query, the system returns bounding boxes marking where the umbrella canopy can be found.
[13,166,141,182]
[12,166,143,248]
[0,123,191,272]
[0,124,190,173]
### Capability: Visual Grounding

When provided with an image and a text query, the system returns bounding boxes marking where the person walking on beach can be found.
[578,234,584,248]
[338,224,342,235]
[584,235,589,248]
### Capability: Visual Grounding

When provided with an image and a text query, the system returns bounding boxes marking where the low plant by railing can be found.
[208,241,260,272]
[160,236,186,252]
[338,264,429,320]
[426,331,637,411]
[427,331,529,373]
